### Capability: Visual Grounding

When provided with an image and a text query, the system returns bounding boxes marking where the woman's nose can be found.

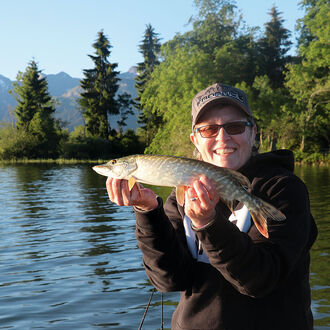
[215,127,231,141]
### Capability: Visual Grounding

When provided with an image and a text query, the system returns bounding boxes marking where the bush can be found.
[293,150,329,165]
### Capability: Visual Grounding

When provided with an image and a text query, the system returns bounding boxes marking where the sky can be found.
[1,0,305,80]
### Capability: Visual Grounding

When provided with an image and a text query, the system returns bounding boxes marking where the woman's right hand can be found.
[106,177,158,211]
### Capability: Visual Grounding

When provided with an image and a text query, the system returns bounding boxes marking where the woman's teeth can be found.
[215,148,235,155]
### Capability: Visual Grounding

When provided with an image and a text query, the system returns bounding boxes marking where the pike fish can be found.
[93,154,286,238]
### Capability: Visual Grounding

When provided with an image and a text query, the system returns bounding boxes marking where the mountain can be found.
[0,67,139,131]
[0,74,17,122]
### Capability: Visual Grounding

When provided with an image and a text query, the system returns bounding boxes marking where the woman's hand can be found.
[106,178,158,211]
[184,175,219,228]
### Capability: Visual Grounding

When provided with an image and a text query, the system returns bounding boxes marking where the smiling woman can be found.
[105,82,318,330]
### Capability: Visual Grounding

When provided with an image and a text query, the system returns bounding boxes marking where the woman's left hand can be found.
[184,175,219,229]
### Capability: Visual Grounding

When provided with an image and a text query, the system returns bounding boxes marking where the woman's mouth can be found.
[214,148,236,155]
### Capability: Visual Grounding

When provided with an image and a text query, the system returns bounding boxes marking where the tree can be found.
[116,92,134,137]
[143,46,216,156]
[257,6,293,88]
[10,60,60,158]
[135,24,161,144]
[285,0,329,152]
[11,60,55,131]
[79,31,120,139]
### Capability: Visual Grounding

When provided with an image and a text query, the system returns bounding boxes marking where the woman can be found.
[106,83,317,330]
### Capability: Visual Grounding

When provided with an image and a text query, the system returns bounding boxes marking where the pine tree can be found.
[257,6,293,88]
[79,31,120,139]
[11,60,55,131]
[10,60,60,158]
[135,24,161,144]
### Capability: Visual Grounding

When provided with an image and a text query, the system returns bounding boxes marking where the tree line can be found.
[0,0,328,164]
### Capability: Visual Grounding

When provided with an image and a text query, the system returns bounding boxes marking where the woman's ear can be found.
[190,133,199,151]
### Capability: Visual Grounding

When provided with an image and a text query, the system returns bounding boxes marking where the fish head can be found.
[92,156,138,179]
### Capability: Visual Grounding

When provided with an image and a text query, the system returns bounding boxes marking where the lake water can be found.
[0,163,328,329]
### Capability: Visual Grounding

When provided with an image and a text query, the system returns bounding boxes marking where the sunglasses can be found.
[194,121,252,138]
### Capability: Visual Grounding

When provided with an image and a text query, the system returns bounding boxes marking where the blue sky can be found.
[1,0,305,80]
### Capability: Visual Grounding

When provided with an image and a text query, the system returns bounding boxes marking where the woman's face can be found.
[190,105,256,170]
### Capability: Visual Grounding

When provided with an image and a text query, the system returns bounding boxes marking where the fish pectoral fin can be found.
[128,177,136,191]
[176,185,187,206]
[128,177,142,197]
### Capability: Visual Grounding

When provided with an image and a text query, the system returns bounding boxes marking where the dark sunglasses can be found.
[194,121,252,138]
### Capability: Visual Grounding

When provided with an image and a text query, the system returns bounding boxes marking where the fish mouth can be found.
[92,165,110,176]
[214,148,236,155]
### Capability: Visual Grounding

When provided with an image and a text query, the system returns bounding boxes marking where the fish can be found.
[93,154,286,238]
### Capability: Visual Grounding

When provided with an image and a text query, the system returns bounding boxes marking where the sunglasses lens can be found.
[199,125,220,138]
[196,122,250,137]
[225,123,246,135]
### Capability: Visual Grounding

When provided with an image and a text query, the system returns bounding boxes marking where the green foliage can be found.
[0,123,62,159]
[79,31,120,139]
[61,129,145,160]
[10,60,55,130]
[294,150,329,165]
[143,46,217,156]
[7,60,61,158]
[285,0,329,152]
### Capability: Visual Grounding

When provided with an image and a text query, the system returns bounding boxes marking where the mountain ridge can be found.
[0,67,139,131]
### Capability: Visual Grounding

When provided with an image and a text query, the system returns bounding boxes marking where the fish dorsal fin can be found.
[176,185,187,206]
[223,168,251,189]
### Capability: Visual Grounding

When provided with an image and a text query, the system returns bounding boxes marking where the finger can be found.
[193,180,210,207]
[185,186,198,204]
[130,183,143,203]
[121,180,132,206]
[106,177,114,201]
[199,175,218,201]
[112,178,125,206]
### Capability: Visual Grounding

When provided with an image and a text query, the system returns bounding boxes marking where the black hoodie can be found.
[135,150,317,330]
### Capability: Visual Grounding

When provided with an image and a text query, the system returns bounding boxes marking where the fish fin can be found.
[128,177,142,197]
[249,199,286,238]
[224,168,251,189]
[217,196,236,215]
[128,177,137,191]
[176,185,187,206]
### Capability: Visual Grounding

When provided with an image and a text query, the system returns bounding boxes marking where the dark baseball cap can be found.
[191,83,252,128]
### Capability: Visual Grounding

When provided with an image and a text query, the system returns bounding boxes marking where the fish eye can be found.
[110,160,117,165]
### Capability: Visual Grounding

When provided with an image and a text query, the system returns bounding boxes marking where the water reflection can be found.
[295,166,330,328]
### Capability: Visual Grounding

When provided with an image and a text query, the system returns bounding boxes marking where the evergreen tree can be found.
[11,60,55,131]
[79,31,120,139]
[257,6,293,88]
[10,60,60,158]
[135,24,161,144]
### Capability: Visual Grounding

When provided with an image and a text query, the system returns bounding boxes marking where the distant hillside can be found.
[0,67,140,131]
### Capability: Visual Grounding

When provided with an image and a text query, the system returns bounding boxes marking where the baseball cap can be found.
[191,83,252,128]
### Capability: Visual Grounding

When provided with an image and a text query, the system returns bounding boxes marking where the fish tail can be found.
[249,199,286,238]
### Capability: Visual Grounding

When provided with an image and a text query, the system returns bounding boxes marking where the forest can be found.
[0,0,328,164]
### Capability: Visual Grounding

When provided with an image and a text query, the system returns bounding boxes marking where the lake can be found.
[0,163,328,329]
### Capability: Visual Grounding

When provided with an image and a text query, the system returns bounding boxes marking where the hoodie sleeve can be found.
[194,173,316,298]
[134,191,195,292]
